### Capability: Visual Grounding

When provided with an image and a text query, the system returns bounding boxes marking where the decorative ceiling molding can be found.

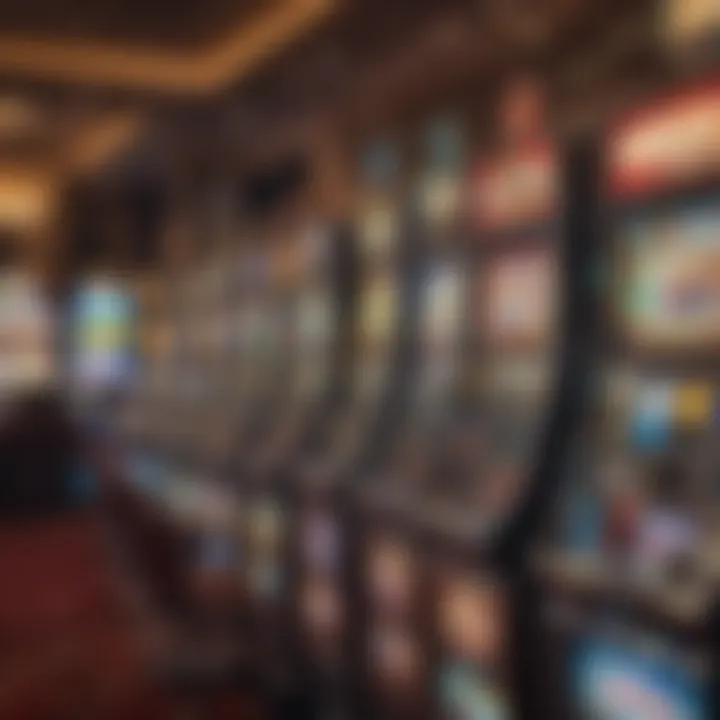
[0,0,336,93]
[65,112,147,174]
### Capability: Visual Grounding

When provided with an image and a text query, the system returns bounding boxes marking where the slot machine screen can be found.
[358,276,399,399]
[301,578,344,652]
[366,536,416,615]
[619,206,720,349]
[359,203,400,259]
[72,279,135,389]
[472,149,558,231]
[421,265,465,348]
[365,537,421,694]
[301,509,342,572]
[482,246,556,348]
[248,499,285,599]
[573,636,709,720]
[298,290,332,348]
[255,301,287,390]
[438,573,506,665]
[299,508,344,653]
[370,626,422,689]
[360,276,399,345]
[419,265,465,403]
[295,290,332,397]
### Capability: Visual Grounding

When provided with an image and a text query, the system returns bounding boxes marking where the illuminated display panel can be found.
[247,499,285,600]
[301,509,342,572]
[416,264,466,405]
[72,278,135,389]
[297,290,332,350]
[421,265,465,349]
[438,572,506,665]
[359,276,399,347]
[419,175,464,230]
[555,366,719,587]
[358,202,400,259]
[369,625,422,689]
[618,206,720,350]
[294,289,332,398]
[573,636,709,720]
[301,578,344,646]
[609,80,720,199]
[471,144,558,231]
[482,246,556,349]
[366,536,416,615]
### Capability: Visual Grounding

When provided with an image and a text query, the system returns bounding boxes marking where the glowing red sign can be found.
[609,78,720,197]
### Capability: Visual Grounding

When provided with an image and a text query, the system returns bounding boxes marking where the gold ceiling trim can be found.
[66,112,147,174]
[0,0,336,93]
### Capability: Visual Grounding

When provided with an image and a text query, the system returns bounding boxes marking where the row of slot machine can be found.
[118,221,343,529]
[113,72,720,720]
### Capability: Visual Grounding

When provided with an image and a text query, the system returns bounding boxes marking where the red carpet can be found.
[0,511,264,719]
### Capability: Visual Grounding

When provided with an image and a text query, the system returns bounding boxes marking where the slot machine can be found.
[231,232,300,681]
[534,76,720,720]
[283,137,410,719]
[357,79,567,720]
[232,239,294,465]
[353,116,472,720]
[237,213,354,705]
[173,257,240,602]
[114,274,175,508]
[241,222,336,481]
[427,80,563,720]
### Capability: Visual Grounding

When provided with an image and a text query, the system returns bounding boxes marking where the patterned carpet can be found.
[0,510,264,719]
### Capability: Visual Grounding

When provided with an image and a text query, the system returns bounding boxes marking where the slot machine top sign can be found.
[471,79,558,231]
[608,78,720,198]
[418,117,466,230]
[357,139,401,258]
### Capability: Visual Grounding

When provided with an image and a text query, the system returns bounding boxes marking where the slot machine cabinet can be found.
[228,244,271,453]
[233,232,306,696]
[357,79,566,720]
[534,77,720,720]
[114,274,177,517]
[241,214,354,709]
[243,223,337,481]
[286,138,410,719]
[353,117,471,720]
[425,87,562,720]
[236,240,294,460]
[229,240,279,618]
[178,259,241,616]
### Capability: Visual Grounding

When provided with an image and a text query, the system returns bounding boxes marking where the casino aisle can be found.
[2,3,719,720]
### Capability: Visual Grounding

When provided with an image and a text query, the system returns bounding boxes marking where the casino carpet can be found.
[0,510,265,719]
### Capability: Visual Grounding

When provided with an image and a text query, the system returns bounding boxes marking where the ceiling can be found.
[0,0,337,240]
[0,0,271,52]
[0,0,668,264]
